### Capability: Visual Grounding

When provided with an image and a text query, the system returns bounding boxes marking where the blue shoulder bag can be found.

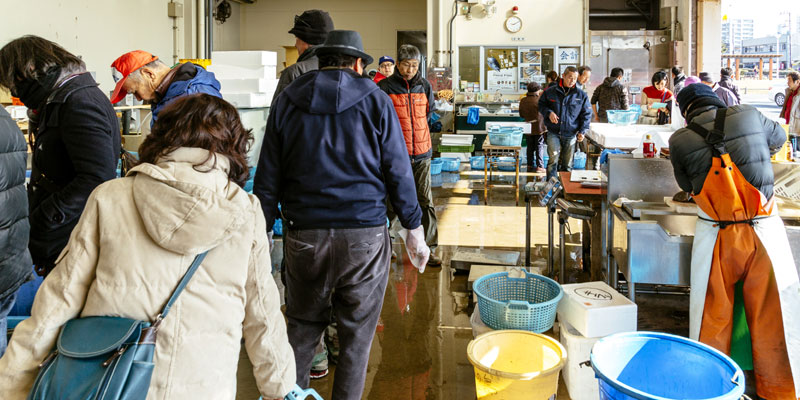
[27,251,209,400]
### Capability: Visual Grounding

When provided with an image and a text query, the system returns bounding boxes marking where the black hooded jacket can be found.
[669,104,786,199]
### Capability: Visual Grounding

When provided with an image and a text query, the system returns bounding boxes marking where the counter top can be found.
[588,123,675,149]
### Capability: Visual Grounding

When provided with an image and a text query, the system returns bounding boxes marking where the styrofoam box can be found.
[212,51,277,66]
[208,64,277,80]
[5,105,28,119]
[221,92,269,108]
[557,281,637,338]
[559,321,601,400]
[440,134,474,146]
[219,78,278,94]
[470,303,495,338]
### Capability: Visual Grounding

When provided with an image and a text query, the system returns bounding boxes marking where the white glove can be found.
[267,231,274,253]
[398,225,430,273]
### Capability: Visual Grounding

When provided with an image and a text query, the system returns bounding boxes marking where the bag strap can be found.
[153,251,209,326]
[687,108,728,157]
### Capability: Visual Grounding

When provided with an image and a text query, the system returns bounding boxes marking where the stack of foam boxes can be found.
[556,281,637,400]
[209,51,279,108]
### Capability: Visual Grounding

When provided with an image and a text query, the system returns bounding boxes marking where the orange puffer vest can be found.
[378,71,434,159]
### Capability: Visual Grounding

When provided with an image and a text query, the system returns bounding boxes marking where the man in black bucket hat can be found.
[253,30,428,399]
[272,9,334,102]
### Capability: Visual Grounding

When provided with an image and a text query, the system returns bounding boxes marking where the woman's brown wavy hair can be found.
[138,93,253,187]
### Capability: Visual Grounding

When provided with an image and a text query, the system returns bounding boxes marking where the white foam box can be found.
[559,321,601,400]
[218,78,278,94]
[5,105,28,119]
[470,303,495,338]
[557,281,637,338]
[440,152,471,162]
[207,64,277,80]
[212,50,277,66]
[220,92,269,108]
[440,134,474,146]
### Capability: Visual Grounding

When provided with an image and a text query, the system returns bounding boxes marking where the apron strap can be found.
[687,108,728,157]
[697,215,770,229]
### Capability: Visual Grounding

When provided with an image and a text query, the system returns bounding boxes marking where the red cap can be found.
[110,50,159,104]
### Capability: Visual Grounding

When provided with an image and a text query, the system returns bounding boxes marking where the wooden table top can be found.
[482,137,522,151]
[559,172,607,197]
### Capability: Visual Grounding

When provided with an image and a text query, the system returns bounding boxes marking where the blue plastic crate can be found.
[488,131,524,147]
[470,156,485,170]
[606,110,639,126]
[438,157,460,172]
[473,271,562,333]
[431,158,443,175]
[496,156,519,172]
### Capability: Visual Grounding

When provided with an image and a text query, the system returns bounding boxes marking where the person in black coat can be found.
[0,106,33,356]
[0,36,120,275]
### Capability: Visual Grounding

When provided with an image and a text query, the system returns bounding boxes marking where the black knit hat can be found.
[289,10,334,46]
[676,83,725,117]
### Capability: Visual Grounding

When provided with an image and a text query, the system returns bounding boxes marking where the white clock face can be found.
[505,16,522,33]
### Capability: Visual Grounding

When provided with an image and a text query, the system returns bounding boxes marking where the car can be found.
[768,84,788,107]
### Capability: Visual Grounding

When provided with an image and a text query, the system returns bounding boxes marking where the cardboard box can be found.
[557,281,637,338]
[211,51,277,66]
[208,64,277,80]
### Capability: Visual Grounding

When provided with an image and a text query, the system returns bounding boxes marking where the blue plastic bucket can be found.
[591,332,745,400]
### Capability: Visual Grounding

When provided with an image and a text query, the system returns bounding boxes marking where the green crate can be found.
[438,144,475,153]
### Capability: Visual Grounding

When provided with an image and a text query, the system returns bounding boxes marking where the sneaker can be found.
[536,167,547,174]
[309,367,329,379]
[427,252,442,267]
[310,345,329,379]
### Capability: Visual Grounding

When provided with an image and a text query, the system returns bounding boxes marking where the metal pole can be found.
[548,205,555,277]
[559,211,566,283]
[205,0,213,58]
[525,199,531,268]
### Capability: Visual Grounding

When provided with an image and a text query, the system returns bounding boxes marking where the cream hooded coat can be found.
[0,148,295,399]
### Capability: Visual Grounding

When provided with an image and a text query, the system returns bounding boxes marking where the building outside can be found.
[722,18,754,54]
[741,34,800,71]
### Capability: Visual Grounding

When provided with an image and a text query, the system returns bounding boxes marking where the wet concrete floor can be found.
[236,167,692,400]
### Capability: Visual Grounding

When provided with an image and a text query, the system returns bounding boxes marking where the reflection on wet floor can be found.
[235,167,690,399]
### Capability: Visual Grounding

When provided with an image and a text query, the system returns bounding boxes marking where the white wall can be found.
[238,0,426,75]
[0,0,176,97]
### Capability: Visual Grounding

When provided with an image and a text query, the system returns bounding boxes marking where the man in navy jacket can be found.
[538,66,592,179]
[253,30,427,400]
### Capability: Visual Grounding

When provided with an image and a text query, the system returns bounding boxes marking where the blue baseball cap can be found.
[379,56,395,65]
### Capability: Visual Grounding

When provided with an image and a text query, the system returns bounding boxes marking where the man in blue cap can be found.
[373,55,394,83]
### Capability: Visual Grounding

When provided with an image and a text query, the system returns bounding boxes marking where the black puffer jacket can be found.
[0,107,33,299]
[669,104,786,199]
[28,73,120,268]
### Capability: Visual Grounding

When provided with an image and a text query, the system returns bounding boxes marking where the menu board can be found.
[519,48,544,90]
[487,69,518,91]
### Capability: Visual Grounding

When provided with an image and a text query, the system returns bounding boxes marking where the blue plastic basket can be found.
[573,151,587,170]
[488,130,524,147]
[438,157,460,172]
[470,156,485,170]
[496,156,519,171]
[591,332,745,400]
[607,110,639,126]
[473,271,563,333]
[244,166,257,193]
[431,158,443,175]
[258,384,323,400]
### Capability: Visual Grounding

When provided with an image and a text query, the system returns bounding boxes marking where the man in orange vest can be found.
[378,44,441,266]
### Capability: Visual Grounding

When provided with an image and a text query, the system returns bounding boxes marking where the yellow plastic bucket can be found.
[467,330,567,399]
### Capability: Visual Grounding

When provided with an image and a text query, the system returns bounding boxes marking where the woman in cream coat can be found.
[0,94,295,400]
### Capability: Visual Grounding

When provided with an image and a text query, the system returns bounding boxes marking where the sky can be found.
[723,0,797,37]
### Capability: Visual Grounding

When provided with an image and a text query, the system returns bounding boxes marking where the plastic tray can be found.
[438,157,460,172]
[489,131,523,147]
[606,110,639,126]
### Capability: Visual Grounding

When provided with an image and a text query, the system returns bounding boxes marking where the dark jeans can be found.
[0,292,17,357]
[526,134,546,169]
[387,158,438,249]
[546,133,577,180]
[284,226,391,400]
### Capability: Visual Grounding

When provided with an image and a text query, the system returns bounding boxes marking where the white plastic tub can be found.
[559,321,600,400]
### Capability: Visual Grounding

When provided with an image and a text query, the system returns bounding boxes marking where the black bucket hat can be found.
[315,30,374,66]
[288,10,334,46]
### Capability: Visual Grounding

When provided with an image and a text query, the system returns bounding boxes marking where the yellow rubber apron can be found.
[687,108,800,399]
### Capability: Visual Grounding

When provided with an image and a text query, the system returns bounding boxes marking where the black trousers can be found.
[284,226,391,400]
